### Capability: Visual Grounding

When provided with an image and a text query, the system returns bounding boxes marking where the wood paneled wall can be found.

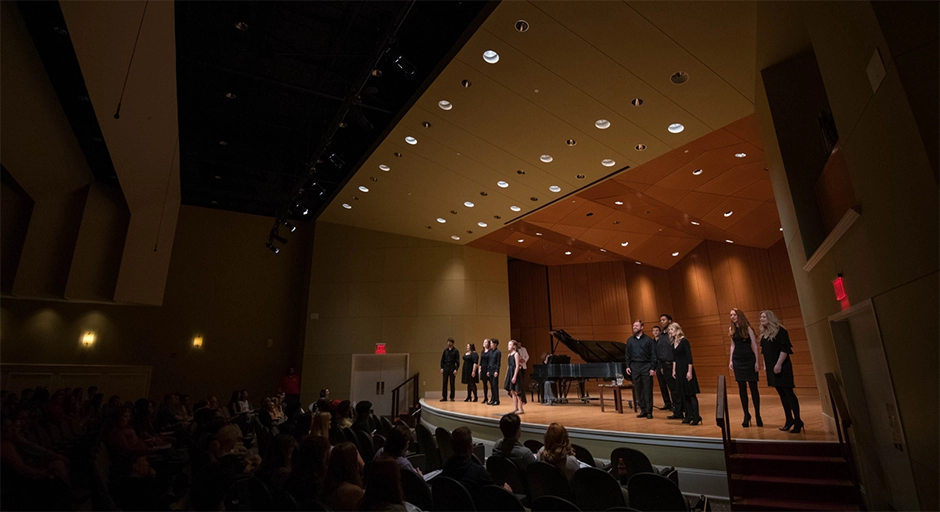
[507,239,815,392]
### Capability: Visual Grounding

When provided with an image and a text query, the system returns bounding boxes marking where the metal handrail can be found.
[716,375,734,506]
[825,372,859,501]
[390,373,420,418]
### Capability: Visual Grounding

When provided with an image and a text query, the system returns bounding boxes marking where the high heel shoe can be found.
[681,417,692,424]
[779,419,794,431]
[690,416,702,425]
[742,413,751,428]
[756,415,763,427]
[464,397,471,402]
[789,419,804,434]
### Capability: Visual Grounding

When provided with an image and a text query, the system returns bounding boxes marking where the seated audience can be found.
[352,401,373,433]
[256,434,296,488]
[311,411,332,441]
[373,423,421,475]
[226,391,242,417]
[360,456,419,512]
[441,426,493,494]
[112,455,167,511]
[294,412,314,443]
[134,398,162,440]
[536,422,580,480]
[323,441,365,511]
[287,435,332,504]
[0,412,70,509]
[336,400,354,429]
[492,413,536,469]
[237,390,251,413]
[208,424,260,475]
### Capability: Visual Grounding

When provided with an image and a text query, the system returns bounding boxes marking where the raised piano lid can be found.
[550,330,627,364]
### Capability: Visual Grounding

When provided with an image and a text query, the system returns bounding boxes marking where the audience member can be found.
[294,412,314,442]
[237,390,251,413]
[360,456,418,512]
[373,423,421,475]
[323,441,365,511]
[281,367,302,406]
[312,411,332,441]
[441,426,493,494]
[336,400,354,429]
[536,423,580,480]
[492,413,535,469]
[352,401,373,433]
[256,434,296,488]
[287,435,331,504]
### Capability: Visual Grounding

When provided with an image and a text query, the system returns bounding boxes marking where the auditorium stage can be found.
[419,390,835,498]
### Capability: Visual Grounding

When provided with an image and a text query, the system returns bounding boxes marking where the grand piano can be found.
[531,330,627,403]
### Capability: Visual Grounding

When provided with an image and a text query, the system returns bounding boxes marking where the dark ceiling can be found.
[175,1,494,221]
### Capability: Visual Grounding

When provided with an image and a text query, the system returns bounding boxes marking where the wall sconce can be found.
[193,335,204,348]
[81,331,96,347]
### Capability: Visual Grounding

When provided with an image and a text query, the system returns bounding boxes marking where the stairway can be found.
[728,441,859,511]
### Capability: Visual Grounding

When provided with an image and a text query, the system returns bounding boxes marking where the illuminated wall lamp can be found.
[81,331,96,347]
[193,335,204,348]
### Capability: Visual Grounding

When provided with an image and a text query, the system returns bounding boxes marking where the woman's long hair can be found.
[731,308,752,338]
[668,322,688,346]
[325,442,362,490]
[540,422,574,465]
[358,456,404,510]
[759,310,783,340]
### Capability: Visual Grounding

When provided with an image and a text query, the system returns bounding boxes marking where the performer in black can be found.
[479,339,492,404]
[462,343,479,402]
[654,314,678,417]
[668,322,701,425]
[440,337,460,402]
[759,310,803,433]
[487,339,502,406]
[625,320,657,419]
[729,309,761,427]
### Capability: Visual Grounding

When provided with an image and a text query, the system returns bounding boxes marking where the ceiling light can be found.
[302,208,309,216]
[516,169,526,175]
[600,249,607,252]
[726,239,734,243]
[735,152,746,158]
[536,232,542,236]
[631,98,643,106]
[566,139,577,146]
[672,252,680,257]
[225,92,236,99]
[394,152,402,157]
[478,222,488,228]
[342,203,352,209]
[565,251,572,255]
[497,181,509,188]
[494,215,501,219]
[266,243,279,254]
[436,218,446,223]
[549,185,561,192]
[515,20,529,32]
[480,191,488,196]
[636,261,641,265]
[540,155,553,163]
[517,239,525,243]
[691,221,700,225]
[405,136,417,145]
[530,197,538,201]
[614,201,623,205]
[281,220,297,233]
[450,210,457,214]
[671,71,689,84]
[668,123,685,133]
[724,211,733,217]
[451,235,461,240]
[692,169,703,175]
[576,174,585,180]
[635,144,647,151]
[483,50,499,64]
[510,205,521,212]
[422,121,431,128]
[621,242,629,247]
[461,80,472,88]
[464,201,474,208]
[371,69,382,77]
[595,119,610,129]
[358,186,369,193]
[602,159,616,167]
[467,230,473,234]
[379,164,390,171]
[780,227,784,231]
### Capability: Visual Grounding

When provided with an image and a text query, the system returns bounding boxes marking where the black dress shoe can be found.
[636,412,646,418]
[440,398,448,402]
[682,417,692,424]
[690,416,702,425]
[464,397,471,402]
[646,413,653,419]
[450,398,455,401]
[667,414,684,419]
[657,405,671,411]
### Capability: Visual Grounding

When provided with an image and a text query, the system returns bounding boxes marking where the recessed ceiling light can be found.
[549,185,561,192]
[451,235,460,240]
[483,50,499,64]
[586,212,594,217]
[563,251,571,255]
[600,249,607,252]
[510,205,521,212]
[692,169,703,175]
[595,119,611,129]
[636,261,641,265]
[478,222,488,228]
[566,139,577,146]
[668,123,685,133]
[497,181,509,188]
[517,239,525,243]
[461,79,472,88]
[614,201,623,205]
[691,221,700,225]
[726,240,734,243]
[480,191,488,196]
[422,121,431,128]
[467,230,474,234]
[379,164,390,171]
[464,201,475,208]
[671,71,689,84]
[437,218,446,223]
[603,159,618,167]
[735,152,746,158]
[450,210,458,214]
[437,100,452,110]
[540,154,553,163]
[516,169,526,175]
[780,227,784,231]
[394,152,402,158]
[426,225,432,229]
[672,252,680,257]
[405,136,417,145]
[530,197,538,201]
[621,242,629,247]
[358,186,369,193]
[613,220,620,224]
[342,203,352,209]
[494,215,501,219]
[635,144,647,151]
[631,98,643,106]
[515,20,529,32]
[724,211,733,217]
[536,232,542,236]
[576,174,585,180]
[370,177,378,182]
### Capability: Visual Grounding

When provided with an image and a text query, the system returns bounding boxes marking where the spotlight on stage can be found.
[266,243,280,254]
[394,54,416,76]
[281,220,297,233]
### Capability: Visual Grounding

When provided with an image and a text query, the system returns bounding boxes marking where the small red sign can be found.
[832,275,847,301]
[375,343,387,355]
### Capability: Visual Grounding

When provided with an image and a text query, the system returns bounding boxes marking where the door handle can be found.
[381,381,385,395]
[376,381,380,395]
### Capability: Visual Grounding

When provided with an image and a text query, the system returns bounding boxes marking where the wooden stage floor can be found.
[424,389,836,442]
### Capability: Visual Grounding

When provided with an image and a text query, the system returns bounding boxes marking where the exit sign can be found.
[375,343,386,354]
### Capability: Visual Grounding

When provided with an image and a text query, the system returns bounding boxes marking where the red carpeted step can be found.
[729,453,852,479]
[732,441,843,457]
[731,496,859,512]
[731,473,857,502]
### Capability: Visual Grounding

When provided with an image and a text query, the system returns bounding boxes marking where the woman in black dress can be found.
[668,323,701,425]
[759,310,803,433]
[462,343,479,402]
[729,309,761,427]
[480,339,491,404]
[505,340,525,415]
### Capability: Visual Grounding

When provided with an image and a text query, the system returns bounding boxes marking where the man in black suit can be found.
[625,320,658,419]
[440,337,460,401]
[487,338,502,405]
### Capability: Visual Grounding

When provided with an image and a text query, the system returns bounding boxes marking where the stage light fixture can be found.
[273,233,288,244]
[329,153,345,169]
[281,220,297,233]
[266,243,280,254]
[394,54,416,75]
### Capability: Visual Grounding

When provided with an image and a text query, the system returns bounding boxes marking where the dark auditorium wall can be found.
[0,205,313,401]
[508,238,814,394]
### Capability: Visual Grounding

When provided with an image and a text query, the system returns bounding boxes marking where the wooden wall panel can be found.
[668,242,720,319]
[508,260,552,361]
